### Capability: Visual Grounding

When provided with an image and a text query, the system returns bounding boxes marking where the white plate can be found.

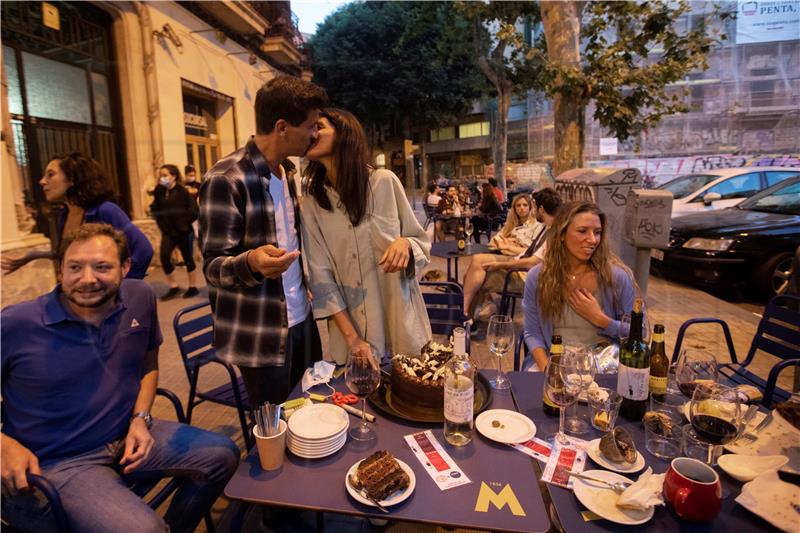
[287,433,347,452]
[475,409,536,444]
[573,469,654,525]
[288,427,347,445]
[288,403,349,440]
[289,438,346,459]
[586,439,646,473]
[346,459,416,507]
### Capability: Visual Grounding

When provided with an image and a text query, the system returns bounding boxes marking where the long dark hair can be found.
[305,108,371,226]
[53,152,115,208]
[159,164,183,186]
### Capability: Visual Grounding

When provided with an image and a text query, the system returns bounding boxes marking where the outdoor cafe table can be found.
[224,370,551,532]
[509,372,776,532]
[430,241,490,283]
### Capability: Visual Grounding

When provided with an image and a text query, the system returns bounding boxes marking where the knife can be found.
[742,412,773,441]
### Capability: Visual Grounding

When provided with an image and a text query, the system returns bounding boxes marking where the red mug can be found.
[663,457,722,521]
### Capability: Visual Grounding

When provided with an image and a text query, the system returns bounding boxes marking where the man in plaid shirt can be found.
[199,76,328,407]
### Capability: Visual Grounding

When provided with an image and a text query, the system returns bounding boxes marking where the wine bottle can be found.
[542,335,563,417]
[444,328,474,446]
[649,324,668,401]
[457,221,466,251]
[618,299,650,421]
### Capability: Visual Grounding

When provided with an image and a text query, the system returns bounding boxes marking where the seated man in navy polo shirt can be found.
[1,223,240,533]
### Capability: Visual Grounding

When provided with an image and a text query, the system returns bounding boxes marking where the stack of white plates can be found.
[287,403,349,459]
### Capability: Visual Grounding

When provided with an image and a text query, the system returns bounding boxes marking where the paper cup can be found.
[253,419,287,471]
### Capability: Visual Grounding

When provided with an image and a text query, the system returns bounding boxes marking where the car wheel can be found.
[755,252,794,298]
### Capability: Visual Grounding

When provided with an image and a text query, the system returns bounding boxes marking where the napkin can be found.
[735,470,800,533]
[616,467,666,511]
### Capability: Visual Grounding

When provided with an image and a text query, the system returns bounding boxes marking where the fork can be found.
[348,474,389,513]
[569,472,632,494]
[740,412,773,442]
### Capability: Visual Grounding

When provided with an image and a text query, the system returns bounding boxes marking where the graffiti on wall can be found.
[589,153,800,187]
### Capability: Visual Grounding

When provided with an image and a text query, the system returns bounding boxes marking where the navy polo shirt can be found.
[1,279,162,466]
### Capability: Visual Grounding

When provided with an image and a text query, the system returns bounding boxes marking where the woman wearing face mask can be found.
[150,164,199,299]
[522,201,637,371]
[300,108,432,364]
[1,152,153,278]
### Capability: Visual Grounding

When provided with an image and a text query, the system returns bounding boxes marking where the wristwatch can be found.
[131,411,153,429]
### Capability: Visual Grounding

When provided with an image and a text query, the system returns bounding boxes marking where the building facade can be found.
[1,0,306,306]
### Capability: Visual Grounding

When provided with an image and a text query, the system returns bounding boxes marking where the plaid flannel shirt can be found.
[199,139,300,368]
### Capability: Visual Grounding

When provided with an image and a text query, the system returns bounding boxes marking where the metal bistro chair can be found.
[513,330,530,371]
[3,389,215,533]
[423,203,438,231]
[672,294,800,407]
[420,281,471,351]
[498,268,527,319]
[173,302,252,450]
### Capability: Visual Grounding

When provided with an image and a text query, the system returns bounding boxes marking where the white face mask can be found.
[159,177,173,188]
[301,360,337,393]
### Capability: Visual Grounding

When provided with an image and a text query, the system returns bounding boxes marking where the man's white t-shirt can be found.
[269,172,309,328]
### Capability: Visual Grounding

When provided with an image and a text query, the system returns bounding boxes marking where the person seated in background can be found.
[488,177,504,204]
[470,182,503,243]
[1,153,153,279]
[1,223,239,533]
[426,183,443,207]
[457,183,472,208]
[434,185,463,241]
[522,201,637,371]
[463,188,562,325]
[488,193,539,256]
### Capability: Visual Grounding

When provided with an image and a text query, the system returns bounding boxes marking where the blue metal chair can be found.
[513,331,530,371]
[420,281,471,351]
[173,302,252,450]
[3,389,215,533]
[672,294,800,407]
[498,268,527,319]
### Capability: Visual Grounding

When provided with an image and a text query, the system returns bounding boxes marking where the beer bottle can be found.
[649,324,669,401]
[542,335,563,417]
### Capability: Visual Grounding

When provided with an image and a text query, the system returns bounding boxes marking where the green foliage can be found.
[308,2,488,136]
[548,0,730,143]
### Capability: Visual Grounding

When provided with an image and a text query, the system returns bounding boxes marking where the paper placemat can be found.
[404,430,471,491]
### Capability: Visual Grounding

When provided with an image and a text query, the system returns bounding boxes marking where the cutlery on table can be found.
[348,474,389,513]
[741,412,773,442]
[569,472,631,494]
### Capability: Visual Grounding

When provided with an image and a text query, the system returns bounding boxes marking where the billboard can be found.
[736,1,800,44]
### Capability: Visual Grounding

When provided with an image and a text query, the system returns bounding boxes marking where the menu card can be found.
[511,437,553,463]
[540,442,587,490]
[404,430,471,491]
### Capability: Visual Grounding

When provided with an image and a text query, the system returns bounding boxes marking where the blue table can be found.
[225,371,551,532]
[509,372,776,532]
[431,241,490,283]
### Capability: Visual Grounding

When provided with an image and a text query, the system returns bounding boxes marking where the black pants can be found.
[238,313,323,408]
[160,231,196,275]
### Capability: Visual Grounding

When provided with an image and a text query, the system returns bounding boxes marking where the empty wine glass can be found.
[544,358,581,445]
[563,346,596,434]
[464,219,474,246]
[676,349,719,398]
[345,343,381,441]
[487,315,514,389]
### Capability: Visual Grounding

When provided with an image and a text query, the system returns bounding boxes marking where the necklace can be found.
[569,265,591,281]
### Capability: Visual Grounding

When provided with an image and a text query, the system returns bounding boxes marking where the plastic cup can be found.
[253,419,287,471]
[588,387,622,432]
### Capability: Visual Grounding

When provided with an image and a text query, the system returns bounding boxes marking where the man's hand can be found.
[347,339,380,370]
[1,434,40,496]
[119,418,155,474]
[567,287,609,329]
[247,245,300,279]
[379,238,410,273]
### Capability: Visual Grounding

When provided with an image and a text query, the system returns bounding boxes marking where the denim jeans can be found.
[2,420,239,533]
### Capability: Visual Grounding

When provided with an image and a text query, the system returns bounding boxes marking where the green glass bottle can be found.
[542,335,563,417]
[618,299,650,421]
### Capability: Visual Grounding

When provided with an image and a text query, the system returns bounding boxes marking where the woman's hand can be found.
[379,237,410,273]
[567,287,610,329]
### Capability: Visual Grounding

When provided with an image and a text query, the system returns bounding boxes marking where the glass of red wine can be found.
[676,349,719,398]
[689,382,742,449]
[345,343,381,441]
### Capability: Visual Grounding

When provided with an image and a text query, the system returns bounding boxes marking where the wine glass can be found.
[464,219,474,246]
[676,349,719,398]
[690,382,742,463]
[563,345,596,434]
[544,358,581,445]
[487,315,514,389]
[345,343,381,441]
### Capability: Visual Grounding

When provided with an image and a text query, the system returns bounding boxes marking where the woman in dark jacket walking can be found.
[151,164,199,299]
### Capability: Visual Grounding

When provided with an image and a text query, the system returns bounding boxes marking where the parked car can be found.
[658,167,799,218]
[651,176,800,299]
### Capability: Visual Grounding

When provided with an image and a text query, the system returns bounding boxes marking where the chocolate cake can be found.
[390,341,453,410]
[353,450,410,501]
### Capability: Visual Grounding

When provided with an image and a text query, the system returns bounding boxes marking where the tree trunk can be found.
[541,1,585,177]
[493,83,511,195]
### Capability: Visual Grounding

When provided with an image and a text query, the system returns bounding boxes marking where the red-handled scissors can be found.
[332,391,358,406]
